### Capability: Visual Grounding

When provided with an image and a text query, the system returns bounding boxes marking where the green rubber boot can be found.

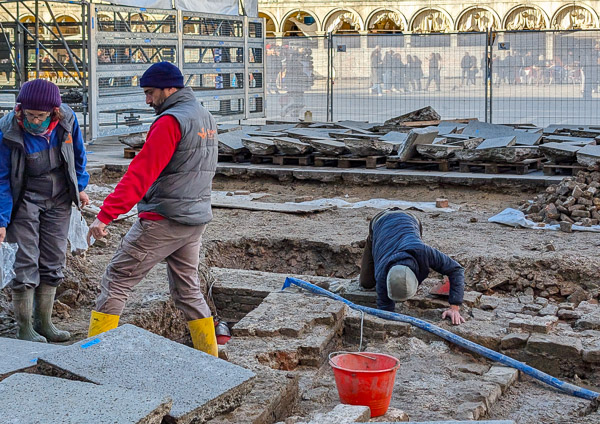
[12,289,47,343]
[34,284,70,342]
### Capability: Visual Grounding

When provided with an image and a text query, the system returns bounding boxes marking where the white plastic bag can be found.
[68,206,94,254]
[0,242,18,289]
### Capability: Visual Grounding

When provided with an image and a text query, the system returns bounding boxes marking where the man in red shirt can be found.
[87,62,219,356]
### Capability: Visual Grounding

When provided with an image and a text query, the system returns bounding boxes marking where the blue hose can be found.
[282,277,600,401]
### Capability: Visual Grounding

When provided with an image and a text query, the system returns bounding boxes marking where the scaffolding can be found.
[0,1,266,141]
[0,0,88,135]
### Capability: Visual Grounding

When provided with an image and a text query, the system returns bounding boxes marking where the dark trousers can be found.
[6,191,71,291]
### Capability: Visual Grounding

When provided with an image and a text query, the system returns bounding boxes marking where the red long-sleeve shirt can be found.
[97,115,182,224]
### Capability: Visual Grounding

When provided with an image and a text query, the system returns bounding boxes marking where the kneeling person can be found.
[359,209,465,325]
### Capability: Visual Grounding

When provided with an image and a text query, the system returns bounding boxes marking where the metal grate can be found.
[490,30,600,126]
[265,38,325,121]
[97,11,176,33]
[331,33,487,123]
[97,45,176,65]
[248,22,263,39]
[182,16,243,37]
[184,46,244,64]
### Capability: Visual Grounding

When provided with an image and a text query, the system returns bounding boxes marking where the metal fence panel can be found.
[264,37,327,122]
[89,4,265,140]
[331,33,488,123]
[490,30,600,127]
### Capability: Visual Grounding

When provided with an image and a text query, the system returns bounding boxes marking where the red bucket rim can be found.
[329,351,400,374]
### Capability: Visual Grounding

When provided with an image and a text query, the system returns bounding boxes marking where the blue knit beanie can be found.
[17,79,61,112]
[140,62,184,89]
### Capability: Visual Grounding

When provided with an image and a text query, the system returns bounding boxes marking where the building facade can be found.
[258,1,600,36]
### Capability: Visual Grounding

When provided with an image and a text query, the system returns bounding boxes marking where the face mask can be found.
[24,115,51,135]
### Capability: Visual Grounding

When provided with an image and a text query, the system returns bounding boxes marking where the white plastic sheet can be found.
[104,0,172,9]
[68,207,94,254]
[287,198,457,213]
[488,208,600,232]
[0,242,18,289]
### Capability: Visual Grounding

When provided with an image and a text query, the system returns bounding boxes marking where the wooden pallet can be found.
[314,155,387,169]
[123,147,142,158]
[458,158,543,175]
[386,157,454,172]
[251,154,314,166]
[218,152,251,163]
[543,164,588,176]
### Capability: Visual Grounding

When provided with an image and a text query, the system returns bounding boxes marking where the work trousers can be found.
[6,191,72,292]
[95,218,211,321]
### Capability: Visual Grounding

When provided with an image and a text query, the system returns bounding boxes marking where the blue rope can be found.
[282,277,599,401]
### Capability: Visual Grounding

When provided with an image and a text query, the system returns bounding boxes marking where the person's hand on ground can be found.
[0,227,5,243]
[79,191,90,208]
[88,218,108,245]
[442,305,465,325]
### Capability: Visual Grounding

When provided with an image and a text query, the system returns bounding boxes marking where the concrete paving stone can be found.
[475,136,517,150]
[273,137,312,155]
[36,324,256,424]
[479,295,500,310]
[462,291,482,307]
[416,144,463,159]
[0,373,172,424]
[539,304,559,317]
[308,404,370,423]
[577,145,600,167]
[0,337,64,380]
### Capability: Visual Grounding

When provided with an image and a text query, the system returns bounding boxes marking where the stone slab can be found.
[307,138,347,156]
[475,136,517,150]
[37,324,255,424]
[218,130,248,154]
[241,137,277,155]
[397,128,439,161]
[0,337,64,380]
[273,137,312,155]
[539,142,580,163]
[462,121,541,146]
[344,138,395,156]
[577,144,600,167]
[544,135,595,145]
[0,373,172,424]
[217,123,243,133]
[380,131,409,143]
[308,404,370,423]
[416,144,463,159]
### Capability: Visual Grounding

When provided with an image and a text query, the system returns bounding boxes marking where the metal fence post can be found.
[485,29,489,123]
[327,32,333,122]
[489,30,494,124]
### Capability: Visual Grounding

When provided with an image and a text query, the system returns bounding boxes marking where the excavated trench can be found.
[2,169,598,423]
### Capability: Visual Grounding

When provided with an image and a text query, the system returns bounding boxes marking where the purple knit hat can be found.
[17,79,62,112]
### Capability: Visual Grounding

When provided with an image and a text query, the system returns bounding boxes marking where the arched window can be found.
[259,13,276,37]
[282,11,317,37]
[54,15,80,37]
[325,10,361,34]
[368,10,404,34]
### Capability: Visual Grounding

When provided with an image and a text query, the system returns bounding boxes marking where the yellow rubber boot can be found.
[88,310,120,337]
[188,317,218,357]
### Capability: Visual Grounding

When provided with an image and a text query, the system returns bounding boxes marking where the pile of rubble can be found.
[521,171,600,229]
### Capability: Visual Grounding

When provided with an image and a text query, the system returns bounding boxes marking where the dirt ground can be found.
[1,171,599,422]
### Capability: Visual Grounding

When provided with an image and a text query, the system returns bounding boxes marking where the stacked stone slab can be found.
[0,373,172,424]
[520,170,600,227]
[0,337,63,381]
[36,324,256,424]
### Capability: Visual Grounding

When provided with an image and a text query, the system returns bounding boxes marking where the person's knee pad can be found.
[386,265,418,301]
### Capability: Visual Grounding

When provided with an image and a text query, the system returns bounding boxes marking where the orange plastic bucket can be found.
[329,351,400,417]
